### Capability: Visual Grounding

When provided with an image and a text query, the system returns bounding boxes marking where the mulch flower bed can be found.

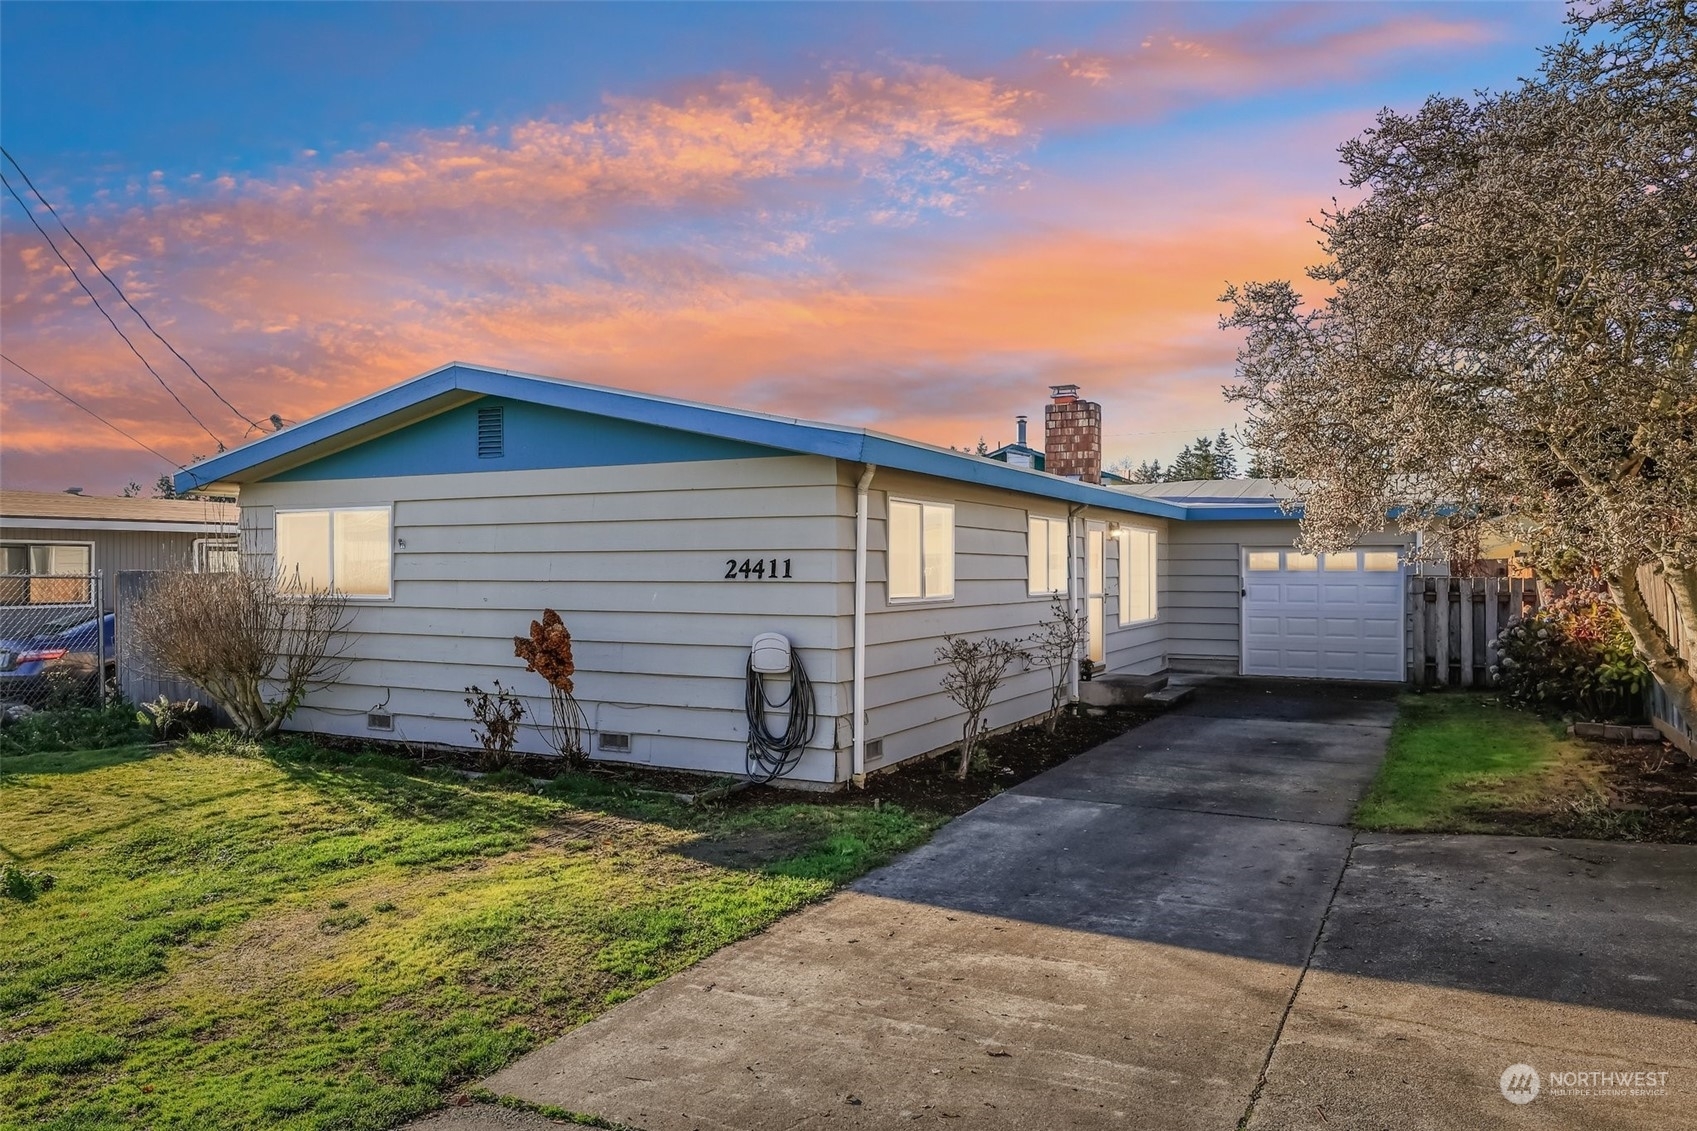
[732,707,1161,816]
[303,706,1163,813]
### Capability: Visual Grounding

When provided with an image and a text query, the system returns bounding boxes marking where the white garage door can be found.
[1242,548,1405,681]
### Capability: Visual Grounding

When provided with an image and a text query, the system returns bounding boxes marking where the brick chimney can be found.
[1044,384,1101,483]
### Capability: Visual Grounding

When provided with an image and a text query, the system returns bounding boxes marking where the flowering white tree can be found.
[1223,0,1696,720]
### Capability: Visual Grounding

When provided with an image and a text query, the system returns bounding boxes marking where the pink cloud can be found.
[0,6,1505,489]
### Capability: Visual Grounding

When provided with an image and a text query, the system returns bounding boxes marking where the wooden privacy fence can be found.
[1408,569,1695,758]
[1638,564,1694,756]
[1407,576,1563,689]
[115,570,230,724]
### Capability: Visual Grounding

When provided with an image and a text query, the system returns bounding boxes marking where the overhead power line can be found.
[0,170,225,449]
[1,352,181,467]
[0,146,266,433]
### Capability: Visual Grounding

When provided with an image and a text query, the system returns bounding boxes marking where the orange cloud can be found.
[0,5,1501,489]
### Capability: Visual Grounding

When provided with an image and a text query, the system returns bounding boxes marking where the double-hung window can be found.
[1118,527,1158,624]
[1027,515,1069,596]
[887,498,954,601]
[274,507,392,597]
[0,542,93,606]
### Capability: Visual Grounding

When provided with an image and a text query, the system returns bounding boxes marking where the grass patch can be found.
[0,738,943,1131]
[1354,692,1591,832]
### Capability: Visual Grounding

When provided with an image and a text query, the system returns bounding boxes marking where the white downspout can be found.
[1067,503,1086,703]
[851,463,877,786]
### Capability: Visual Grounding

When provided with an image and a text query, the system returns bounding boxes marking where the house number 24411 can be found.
[724,557,793,580]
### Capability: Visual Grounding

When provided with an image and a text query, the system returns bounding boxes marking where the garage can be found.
[1241,547,1405,681]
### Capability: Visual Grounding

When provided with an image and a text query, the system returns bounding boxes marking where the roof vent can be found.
[476,406,504,459]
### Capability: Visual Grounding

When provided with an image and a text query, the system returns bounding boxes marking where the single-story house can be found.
[176,363,1413,786]
[1,489,239,625]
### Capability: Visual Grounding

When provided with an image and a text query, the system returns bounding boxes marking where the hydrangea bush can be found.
[1493,585,1650,721]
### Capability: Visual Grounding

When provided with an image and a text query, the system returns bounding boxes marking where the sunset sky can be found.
[1,1,1566,493]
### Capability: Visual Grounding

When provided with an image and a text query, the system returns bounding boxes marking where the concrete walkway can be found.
[410,680,1697,1131]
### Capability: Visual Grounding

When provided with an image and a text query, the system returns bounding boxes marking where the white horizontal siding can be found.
[858,466,1171,769]
[240,455,852,783]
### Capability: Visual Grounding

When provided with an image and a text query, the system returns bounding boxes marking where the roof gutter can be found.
[851,463,876,787]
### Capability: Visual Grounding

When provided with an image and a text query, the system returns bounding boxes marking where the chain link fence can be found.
[0,572,108,717]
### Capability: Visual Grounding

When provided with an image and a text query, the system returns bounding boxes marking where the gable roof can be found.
[1,489,237,531]
[175,363,1296,521]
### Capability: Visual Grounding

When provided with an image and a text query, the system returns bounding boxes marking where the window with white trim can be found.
[0,542,93,606]
[274,507,392,597]
[1117,527,1157,624]
[194,538,240,573]
[887,498,953,601]
[1027,515,1069,596]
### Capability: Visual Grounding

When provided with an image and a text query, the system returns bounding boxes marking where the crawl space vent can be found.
[366,710,394,732]
[476,406,504,459]
[864,738,885,766]
[598,731,632,754]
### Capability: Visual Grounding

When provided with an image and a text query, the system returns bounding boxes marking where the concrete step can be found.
[1077,673,1168,708]
[1143,685,1195,708]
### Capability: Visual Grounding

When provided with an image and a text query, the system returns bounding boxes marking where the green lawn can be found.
[0,737,942,1131]
[1354,692,1590,831]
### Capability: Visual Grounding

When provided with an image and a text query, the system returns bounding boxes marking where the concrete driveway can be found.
[412,679,1697,1131]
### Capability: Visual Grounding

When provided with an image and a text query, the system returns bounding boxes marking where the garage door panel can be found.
[1241,548,1404,683]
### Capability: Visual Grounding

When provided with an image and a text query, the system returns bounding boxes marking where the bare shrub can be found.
[129,570,352,738]
[1025,594,1086,734]
[465,682,525,770]
[513,608,588,766]
[936,634,1027,781]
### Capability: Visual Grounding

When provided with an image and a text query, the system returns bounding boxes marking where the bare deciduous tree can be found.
[1223,0,1696,720]
[936,634,1026,780]
[1025,594,1086,733]
[129,570,353,738]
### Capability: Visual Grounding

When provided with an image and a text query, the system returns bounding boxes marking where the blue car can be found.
[0,611,116,708]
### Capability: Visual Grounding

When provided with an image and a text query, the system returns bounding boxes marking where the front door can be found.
[1086,520,1106,667]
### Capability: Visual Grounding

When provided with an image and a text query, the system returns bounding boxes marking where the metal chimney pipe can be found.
[1016,415,1028,446]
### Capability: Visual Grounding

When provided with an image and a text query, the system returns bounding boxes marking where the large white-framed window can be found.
[0,541,94,606]
[193,537,240,573]
[1117,526,1157,625]
[1027,514,1069,596]
[274,506,392,598]
[887,497,954,602]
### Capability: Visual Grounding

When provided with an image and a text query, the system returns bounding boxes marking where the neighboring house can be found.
[0,490,239,624]
[177,363,1415,786]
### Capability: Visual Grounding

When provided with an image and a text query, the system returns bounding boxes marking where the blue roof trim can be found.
[177,362,1294,522]
[1177,504,1304,521]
